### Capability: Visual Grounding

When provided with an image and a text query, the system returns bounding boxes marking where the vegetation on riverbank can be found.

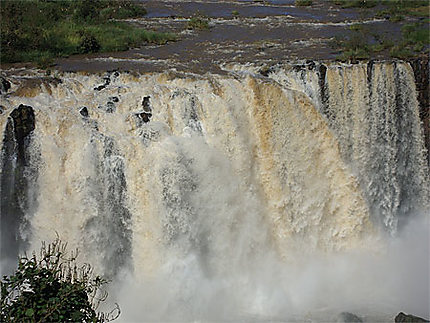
[187,16,211,30]
[0,0,176,66]
[330,0,429,61]
[1,238,118,322]
[295,0,313,7]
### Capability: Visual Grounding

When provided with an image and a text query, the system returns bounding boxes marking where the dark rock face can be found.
[98,102,116,114]
[142,95,152,112]
[336,312,363,323]
[395,312,429,323]
[135,111,152,124]
[106,101,116,113]
[79,106,89,118]
[0,105,4,114]
[0,104,37,274]
[408,57,429,165]
[94,75,111,91]
[0,76,11,94]
[8,104,36,145]
[318,63,331,120]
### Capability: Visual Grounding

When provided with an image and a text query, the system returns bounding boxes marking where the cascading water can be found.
[0,61,428,321]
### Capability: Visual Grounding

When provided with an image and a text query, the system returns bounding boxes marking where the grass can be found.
[333,20,429,61]
[187,16,210,30]
[329,0,429,61]
[330,0,379,8]
[295,0,313,6]
[0,0,175,66]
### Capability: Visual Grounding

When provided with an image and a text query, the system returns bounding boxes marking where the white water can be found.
[0,62,428,321]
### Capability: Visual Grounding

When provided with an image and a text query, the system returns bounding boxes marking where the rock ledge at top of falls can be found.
[8,105,36,141]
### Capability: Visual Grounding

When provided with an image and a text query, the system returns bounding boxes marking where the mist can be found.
[112,214,428,322]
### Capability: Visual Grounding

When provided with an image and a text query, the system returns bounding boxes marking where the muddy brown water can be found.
[4,0,409,74]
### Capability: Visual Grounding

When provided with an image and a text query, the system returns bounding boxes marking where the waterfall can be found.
[0,61,428,320]
[268,61,429,233]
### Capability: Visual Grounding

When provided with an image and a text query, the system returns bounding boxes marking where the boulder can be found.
[136,111,152,124]
[106,102,116,113]
[79,107,89,118]
[395,312,429,323]
[0,76,11,94]
[336,312,363,323]
[142,96,152,113]
[9,104,36,140]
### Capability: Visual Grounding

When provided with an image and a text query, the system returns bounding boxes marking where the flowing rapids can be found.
[0,61,428,321]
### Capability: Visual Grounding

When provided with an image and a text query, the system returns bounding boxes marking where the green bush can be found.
[79,33,101,54]
[390,46,412,59]
[1,238,119,322]
[187,16,210,30]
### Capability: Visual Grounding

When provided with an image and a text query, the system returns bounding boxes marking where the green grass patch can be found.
[330,0,379,8]
[332,20,429,61]
[295,0,313,6]
[187,16,210,30]
[0,0,175,65]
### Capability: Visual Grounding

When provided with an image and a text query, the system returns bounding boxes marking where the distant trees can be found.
[1,238,119,322]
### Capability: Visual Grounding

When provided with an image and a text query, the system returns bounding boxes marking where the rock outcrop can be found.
[395,312,429,323]
[409,57,430,165]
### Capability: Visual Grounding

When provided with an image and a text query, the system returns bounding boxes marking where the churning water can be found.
[0,61,428,321]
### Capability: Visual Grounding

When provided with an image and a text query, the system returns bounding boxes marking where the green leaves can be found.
[0,238,119,322]
[25,308,34,317]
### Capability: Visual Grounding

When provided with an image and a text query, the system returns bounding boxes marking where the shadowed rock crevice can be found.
[0,104,37,273]
[408,57,429,166]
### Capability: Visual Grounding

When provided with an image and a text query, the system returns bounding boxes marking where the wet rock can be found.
[94,74,111,91]
[395,312,429,323]
[136,111,152,124]
[109,96,119,103]
[259,65,274,77]
[1,76,11,94]
[336,312,363,323]
[408,57,429,165]
[79,106,89,118]
[306,59,316,70]
[106,102,116,113]
[367,59,375,84]
[9,104,36,140]
[142,96,152,113]
[1,104,36,272]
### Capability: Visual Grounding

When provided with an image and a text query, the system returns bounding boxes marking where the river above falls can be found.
[46,0,410,74]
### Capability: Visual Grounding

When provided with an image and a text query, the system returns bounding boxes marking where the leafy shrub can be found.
[187,16,210,30]
[73,0,102,23]
[1,238,119,322]
[389,45,412,59]
[79,33,101,54]
[100,1,147,20]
